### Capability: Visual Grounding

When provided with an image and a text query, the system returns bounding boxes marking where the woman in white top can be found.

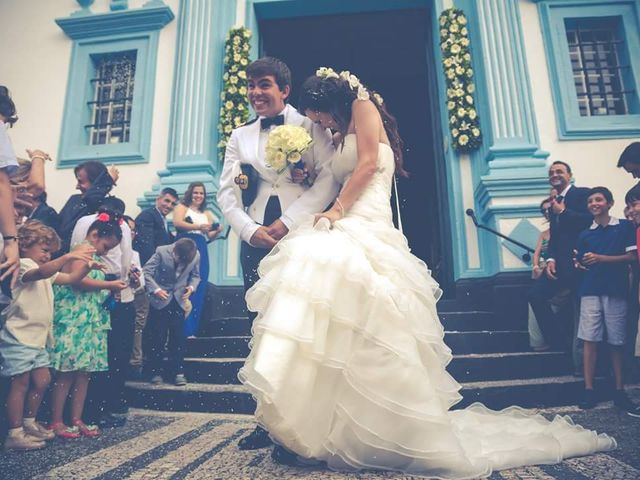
[172,182,223,337]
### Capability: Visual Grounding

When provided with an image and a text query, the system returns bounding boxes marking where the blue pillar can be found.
[142,0,240,285]
[459,0,550,275]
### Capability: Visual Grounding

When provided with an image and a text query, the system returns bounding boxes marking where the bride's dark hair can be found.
[298,75,408,177]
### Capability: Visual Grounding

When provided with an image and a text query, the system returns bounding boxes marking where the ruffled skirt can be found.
[238,215,615,479]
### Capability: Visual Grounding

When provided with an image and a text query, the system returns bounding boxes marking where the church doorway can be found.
[258,5,453,289]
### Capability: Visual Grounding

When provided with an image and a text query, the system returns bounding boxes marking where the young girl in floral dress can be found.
[48,214,128,438]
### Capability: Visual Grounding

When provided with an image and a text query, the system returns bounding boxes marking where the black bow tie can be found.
[260,114,284,130]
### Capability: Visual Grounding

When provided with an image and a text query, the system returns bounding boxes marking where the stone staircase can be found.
[126,288,588,414]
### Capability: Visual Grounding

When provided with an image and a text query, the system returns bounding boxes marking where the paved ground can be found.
[1,391,639,480]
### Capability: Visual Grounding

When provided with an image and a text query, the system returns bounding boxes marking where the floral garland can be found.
[439,8,482,153]
[217,27,252,161]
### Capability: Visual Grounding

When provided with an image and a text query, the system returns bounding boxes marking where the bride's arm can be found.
[316,100,379,225]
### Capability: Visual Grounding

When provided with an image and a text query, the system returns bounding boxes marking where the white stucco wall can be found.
[520,0,639,218]
[0,0,179,217]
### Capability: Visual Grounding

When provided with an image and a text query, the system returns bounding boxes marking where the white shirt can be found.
[1,258,58,348]
[0,119,18,174]
[70,214,135,302]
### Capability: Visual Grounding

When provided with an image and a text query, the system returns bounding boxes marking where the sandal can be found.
[72,420,100,437]
[48,422,80,439]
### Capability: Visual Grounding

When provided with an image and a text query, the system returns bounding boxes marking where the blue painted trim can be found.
[151,0,239,286]
[453,0,551,279]
[57,32,162,169]
[56,4,173,169]
[55,5,174,39]
[246,0,486,281]
[537,0,640,139]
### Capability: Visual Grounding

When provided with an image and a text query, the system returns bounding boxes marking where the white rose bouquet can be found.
[265,125,314,182]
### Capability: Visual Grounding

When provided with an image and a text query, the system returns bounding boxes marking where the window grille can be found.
[565,16,637,116]
[86,51,137,145]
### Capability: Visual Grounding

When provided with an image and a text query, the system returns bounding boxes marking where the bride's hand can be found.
[313,207,342,228]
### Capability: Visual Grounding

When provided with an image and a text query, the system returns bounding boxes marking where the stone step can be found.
[198,312,523,338]
[439,311,525,331]
[127,376,616,414]
[174,350,570,385]
[445,330,530,354]
[186,336,250,358]
[447,351,572,382]
[125,381,254,415]
[185,330,530,358]
[203,288,488,321]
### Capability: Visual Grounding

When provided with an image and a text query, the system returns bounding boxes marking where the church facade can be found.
[2,0,638,294]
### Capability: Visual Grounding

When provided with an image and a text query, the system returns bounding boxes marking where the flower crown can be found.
[315,67,384,104]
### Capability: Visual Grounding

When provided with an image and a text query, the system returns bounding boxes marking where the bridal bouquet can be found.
[265,125,313,175]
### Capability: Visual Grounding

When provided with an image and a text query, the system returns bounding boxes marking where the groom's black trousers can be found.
[241,196,282,323]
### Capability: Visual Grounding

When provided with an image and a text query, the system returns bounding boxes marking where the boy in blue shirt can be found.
[576,187,639,416]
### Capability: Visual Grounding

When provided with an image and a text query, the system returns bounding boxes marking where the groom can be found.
[217,57,338,450]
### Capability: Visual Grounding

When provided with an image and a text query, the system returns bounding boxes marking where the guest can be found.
[48,218,127,438]
[528,197,553,351]
[0,221,97,450]
[143,238,200,386]
[625,184,640,370]
[172,182,223,337]
[528,161,591,371]
[0,86,20,287]
[57,161,118,255]
[617,141,640,179]
[124,215,147,379]
[70,200,134,427]
[575,187,639,416]
[130,187,178,375]
[133,187,178,266]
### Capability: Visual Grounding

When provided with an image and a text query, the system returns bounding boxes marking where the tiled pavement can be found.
[1,394,640,480]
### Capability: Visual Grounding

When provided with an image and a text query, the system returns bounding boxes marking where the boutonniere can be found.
[234,173,249,190]
[235,164,259,207]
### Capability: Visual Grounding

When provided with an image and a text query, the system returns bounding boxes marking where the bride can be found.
[237,68,615,478]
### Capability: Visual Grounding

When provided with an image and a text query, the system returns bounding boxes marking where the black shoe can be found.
[579,389,597,409]
[612,390,640,417]
[97,413,127,428]
[238,426,273,450]
[270,445,317,467]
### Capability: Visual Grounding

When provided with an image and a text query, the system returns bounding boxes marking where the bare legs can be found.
[6,367,51,428]
[51,370,91,425]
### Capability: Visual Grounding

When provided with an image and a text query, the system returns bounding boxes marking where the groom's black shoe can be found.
[271,445,318,467]
[238,425,273,450]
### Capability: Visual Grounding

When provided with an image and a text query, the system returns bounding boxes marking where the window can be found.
[55,4,174,167]
[536,0,640,139]
[88,51,137,145]
[566,17,638,117]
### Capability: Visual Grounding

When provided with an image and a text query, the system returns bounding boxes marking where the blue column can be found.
[458,0,550,275]
[141,0,239,285]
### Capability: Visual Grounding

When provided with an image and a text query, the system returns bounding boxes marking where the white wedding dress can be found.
[238,134,615,479]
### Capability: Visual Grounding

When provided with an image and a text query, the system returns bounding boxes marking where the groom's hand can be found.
[266,219,289,241]
[250,227,278,249]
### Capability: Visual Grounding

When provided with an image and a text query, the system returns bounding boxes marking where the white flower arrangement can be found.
[265,125,313,174]
[439,8,482,152]
[217,27,252,161]
[315,67,384,104]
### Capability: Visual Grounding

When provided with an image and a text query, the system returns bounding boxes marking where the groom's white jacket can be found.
[217,104,339,244]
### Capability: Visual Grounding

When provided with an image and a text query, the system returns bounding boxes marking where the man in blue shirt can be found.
[575,187,639,416]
